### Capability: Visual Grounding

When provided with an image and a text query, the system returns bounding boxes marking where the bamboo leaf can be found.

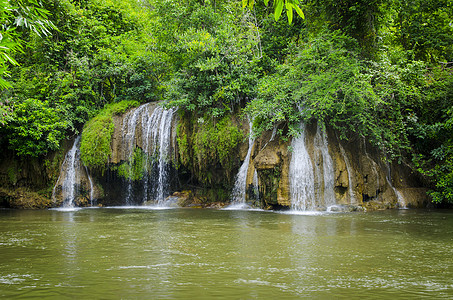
[286,2,293,24]
[2,53,19,65]
[274,0,284,21]
[293,3,305,19]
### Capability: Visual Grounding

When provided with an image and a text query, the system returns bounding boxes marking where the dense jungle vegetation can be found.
[0,0,452,204]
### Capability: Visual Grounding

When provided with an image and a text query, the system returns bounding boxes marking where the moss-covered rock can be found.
[177,111,245,188]
[80,100,139,171]
[0,188,54,209]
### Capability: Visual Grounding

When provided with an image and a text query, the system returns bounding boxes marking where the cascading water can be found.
[119,103,175,206]
[252,169,260,202]
[52,136,95,208]
[314,127,336,208]
[62,136,81,207]
[289,124,316,210]
[384,163,408,209]
[121,104,149,204]
[289,123,338,211]
[146,106,175,205]
[52,136,85,207]
[229,118,254,208]
[85,166,95,206]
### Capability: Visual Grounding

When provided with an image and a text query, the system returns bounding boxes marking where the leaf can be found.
[2,53,19,65]
[293,3,305,19]
[248,0,254,10]
[264,0,270,5]
[0,77,12,90]
[242,0,247,9]
[286,2,293,24]
[274,0,284,21]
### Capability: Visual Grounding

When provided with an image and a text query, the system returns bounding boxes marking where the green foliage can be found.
[246,32,443,161]
[6,98,69,156]
[409,69,453,204]
[1,0,163,159]
[80,100,138,170]
[306,0,389,58]
[247,33,370,135]
[178,113,244,185]
[1,0,452,205]
[7,167,18,185]
[396,0,453,62]
[114,147,149,181]
[160,0,260,117]
[176,122,190,168]
[0,0,56,89]
[193,116,244,173]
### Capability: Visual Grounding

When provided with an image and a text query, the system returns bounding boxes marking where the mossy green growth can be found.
[7,167,18,185]
[176,123,190,168]
[114,147,150,181]
[192,114,244,184]
[257,166,281,207]
[80,101,139,170]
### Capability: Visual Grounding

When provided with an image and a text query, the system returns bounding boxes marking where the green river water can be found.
[0,208,451,299]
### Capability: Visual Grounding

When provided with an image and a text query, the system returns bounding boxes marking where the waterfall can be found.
[314,127,336,207]
[52,136,95,208]
[120,103,175,206]
[384,163,408,209]
[252,169,259,202]
[289,124,316,210]
[121,104,149,204]
[230,118,254,207]
[84,166,95,206]
[52,136,82,207]
[147,106,175,205]
[62,136,81,207]
[289,124,337,211]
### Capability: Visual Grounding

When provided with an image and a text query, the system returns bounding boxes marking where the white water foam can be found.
[229,117,255,206]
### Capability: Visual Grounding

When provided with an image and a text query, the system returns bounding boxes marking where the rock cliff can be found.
[0,103,430,209]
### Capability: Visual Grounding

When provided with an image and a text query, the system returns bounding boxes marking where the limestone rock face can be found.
[1,101,430,209]
[246,122,429,210]
[0,140,66,208]
[248,127,291,207]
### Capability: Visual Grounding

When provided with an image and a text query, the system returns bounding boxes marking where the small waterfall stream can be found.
[289,124,337,211]
[121,104,149,204]
[61,136,81,207]
[229,118,254,208]
[53,136,94,208]
[289,124,316,210]
[146,106,175,205]
[84,166,95,206]
[385,163,408,208]
[120,103,175,206]
[314,127,336,207]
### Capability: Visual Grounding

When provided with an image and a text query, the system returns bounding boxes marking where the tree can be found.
[0,0,55,89]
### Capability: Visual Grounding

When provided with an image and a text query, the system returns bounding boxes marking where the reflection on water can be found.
[0,208,452,298]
